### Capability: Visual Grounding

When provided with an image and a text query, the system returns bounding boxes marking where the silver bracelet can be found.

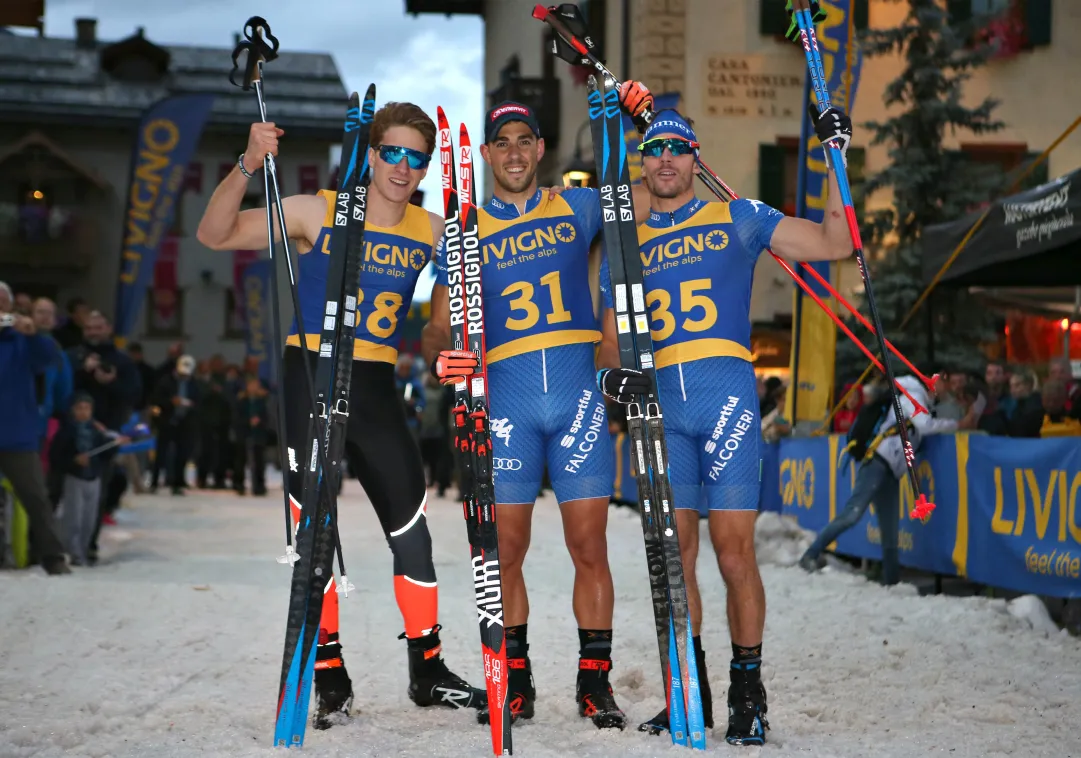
[238,153,255,179]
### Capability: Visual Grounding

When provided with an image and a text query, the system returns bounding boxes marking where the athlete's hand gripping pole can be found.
[531,4,935,405]
[789,0,933,521]
[230,17,353,582]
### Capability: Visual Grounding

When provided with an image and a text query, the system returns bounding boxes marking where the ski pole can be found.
[83,433,139,459]
[790,0,932,520]
[774,255,927,415]
[230,17,352,581]
[532,4,932,400]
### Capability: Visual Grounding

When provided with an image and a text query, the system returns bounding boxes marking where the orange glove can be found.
[619,80,653,131]
[431,349,478,385]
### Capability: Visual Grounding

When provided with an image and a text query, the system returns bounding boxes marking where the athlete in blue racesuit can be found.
[598,91,856,745]
[422,98,651,730]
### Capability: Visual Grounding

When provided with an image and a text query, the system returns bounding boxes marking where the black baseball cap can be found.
[485,101,541,144]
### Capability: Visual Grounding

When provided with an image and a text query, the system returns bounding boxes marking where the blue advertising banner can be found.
[779,435,838,533]
[242,259,274,386]
[115,94,216,342]
[831,436,961,576]
[963,435,1081,598]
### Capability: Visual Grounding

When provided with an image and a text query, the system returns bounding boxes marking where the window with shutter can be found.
[1024,0,1052,46]
[760,0,790,38]
[847,146,867,223]
[947,0,973,24]
[853,0,870,31]
[758,143,786,211]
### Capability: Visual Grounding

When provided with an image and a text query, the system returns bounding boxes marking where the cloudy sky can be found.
[38,0,485,300]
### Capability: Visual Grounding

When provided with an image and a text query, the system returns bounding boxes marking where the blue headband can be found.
[643,109,697,144]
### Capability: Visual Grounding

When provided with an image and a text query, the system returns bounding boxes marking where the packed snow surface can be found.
[2,484,1080,758]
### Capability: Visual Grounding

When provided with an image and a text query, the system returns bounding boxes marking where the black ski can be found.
[275,84,375,748]
[587,74,706,749]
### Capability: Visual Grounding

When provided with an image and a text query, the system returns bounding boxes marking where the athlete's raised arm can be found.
[196,122,325,252]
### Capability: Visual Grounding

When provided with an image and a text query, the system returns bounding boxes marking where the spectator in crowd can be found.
[31,297,73,447]
[156,341,185,384]
[1039,380,1081,437]
[760,376,783,417]
[800,374,958,584]
[197,354,233,490]
[985,361,1007,413]
[395,354,426,437]
[418,372,453,497]
[66,310,141,560]
[997,370,1045,438]
[152,355,201,495]
[762,389,793,443]
[832,382,864,434]
[53,297,90,350]
[1047,358,1080,416]
[14,291,33,315]
[233,374,269,496]
[983,360,1012,417]
[934,368,967,421]
[0,284,70,575]
[50,393,122,566]
[126,342,158,412]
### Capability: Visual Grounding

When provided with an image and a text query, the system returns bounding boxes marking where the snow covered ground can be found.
[2,482,1080,758]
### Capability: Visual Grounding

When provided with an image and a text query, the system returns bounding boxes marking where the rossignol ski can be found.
[438,109,512,756]
[275,84,375,748]
[587,74,706,750]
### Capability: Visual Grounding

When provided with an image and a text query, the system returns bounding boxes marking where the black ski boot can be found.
[477,654,535,725]
[405,627,487,710]
[725,660,769,746]
[638,641,714,736]
[576,659,626,730]
[312,632,354,730]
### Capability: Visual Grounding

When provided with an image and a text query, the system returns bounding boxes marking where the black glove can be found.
[597,368,653,404]
[808,104,852,169]
[784,0,828,43]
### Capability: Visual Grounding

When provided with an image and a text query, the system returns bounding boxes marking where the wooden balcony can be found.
[0,204,99,269]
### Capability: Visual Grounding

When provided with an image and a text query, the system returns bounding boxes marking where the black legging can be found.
[283,346,429,543]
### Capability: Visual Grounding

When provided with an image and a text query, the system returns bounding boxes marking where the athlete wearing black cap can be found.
[423,92,652,730]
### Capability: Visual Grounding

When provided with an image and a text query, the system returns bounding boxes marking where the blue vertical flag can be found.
[787,0,862,424]
[114,94,216,343]
[242,259,275,386]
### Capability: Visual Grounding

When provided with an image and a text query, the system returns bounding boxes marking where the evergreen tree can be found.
[835,0,1005,385]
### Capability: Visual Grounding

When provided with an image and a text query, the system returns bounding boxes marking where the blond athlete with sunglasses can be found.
[198,102,485,728]
[596,89,857,745]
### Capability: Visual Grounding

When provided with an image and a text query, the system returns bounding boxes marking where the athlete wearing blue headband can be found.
[600,81,856,747]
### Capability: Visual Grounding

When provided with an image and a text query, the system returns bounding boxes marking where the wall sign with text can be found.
[702,54,803,119]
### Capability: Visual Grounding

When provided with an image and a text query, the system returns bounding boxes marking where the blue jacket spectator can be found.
[39,347,73,441]
[1,317,61,452]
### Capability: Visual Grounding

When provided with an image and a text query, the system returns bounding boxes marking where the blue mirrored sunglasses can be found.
[376,144,432,170]
[637,136,700,158]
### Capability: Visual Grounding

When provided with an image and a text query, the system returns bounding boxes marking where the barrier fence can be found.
[613,431,1081,599]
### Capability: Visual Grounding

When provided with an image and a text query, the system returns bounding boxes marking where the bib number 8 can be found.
[356,290,404,339]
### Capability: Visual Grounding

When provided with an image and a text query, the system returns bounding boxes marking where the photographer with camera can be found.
[0,281,71,574]
[66,310,141,563]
